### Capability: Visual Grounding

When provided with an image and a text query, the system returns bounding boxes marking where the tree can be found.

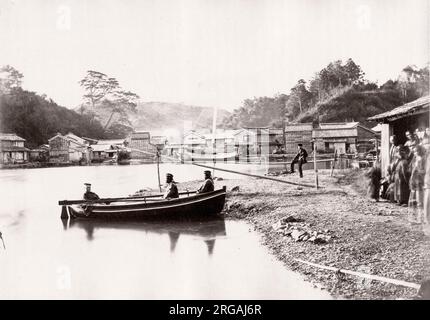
[344,58,364,85]
[0,65,24,94]
[102,90,139,129]
[288,79,312,114]
[79,70,140,130]
[79,71,119,109]
[398,64,429,102]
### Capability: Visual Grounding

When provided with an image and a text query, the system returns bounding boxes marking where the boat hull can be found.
[67,187,226,220]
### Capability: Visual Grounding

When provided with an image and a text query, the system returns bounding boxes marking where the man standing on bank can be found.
[163,173,179,199]
[197,170,215,194]
[290,144,308,178]
[83,183,100,201]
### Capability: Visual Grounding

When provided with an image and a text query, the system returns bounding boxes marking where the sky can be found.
[0,0,429,111]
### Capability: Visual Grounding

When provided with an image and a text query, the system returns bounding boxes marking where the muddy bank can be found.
[179,169,430,300]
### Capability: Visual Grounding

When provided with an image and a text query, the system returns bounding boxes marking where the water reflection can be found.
[0,166,331,299]
[65,217,227,256]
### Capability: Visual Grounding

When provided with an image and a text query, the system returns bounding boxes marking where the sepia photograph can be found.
[0,0,429,304]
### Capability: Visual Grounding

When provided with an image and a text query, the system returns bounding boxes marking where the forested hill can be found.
[0,88,106,148]
[222,60,429,129]
[296,86,406,125]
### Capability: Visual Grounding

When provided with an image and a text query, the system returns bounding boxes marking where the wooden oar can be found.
[58,190,198,206]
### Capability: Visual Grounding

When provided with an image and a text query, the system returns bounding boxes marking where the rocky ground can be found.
[179,168,430,300]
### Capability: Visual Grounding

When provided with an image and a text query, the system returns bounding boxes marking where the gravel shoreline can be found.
[179,169,430,300]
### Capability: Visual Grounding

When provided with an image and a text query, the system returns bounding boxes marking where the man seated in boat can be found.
[163,173,179,199]
[196,170,215,194]
[83,183,100,201]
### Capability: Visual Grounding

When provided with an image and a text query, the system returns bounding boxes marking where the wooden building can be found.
[268,128,284,154]
[183,131,207,148]
[125,131,158,159]
[29,145,50,162]
[90,144,115,162]
[368,95,430,176]
[150,136,168,151]
[48,132,91,163]
[233,128,262,158]
[0,133,29,164]
[282,123,314,156]
[312,122,376,155]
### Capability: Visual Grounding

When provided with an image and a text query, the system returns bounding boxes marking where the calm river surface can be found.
[0,164,331,299]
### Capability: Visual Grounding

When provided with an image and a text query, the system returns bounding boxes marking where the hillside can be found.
[0,89,106,148]
[295,87,404,126]
[224,60,429,129]
[131,102,230,132]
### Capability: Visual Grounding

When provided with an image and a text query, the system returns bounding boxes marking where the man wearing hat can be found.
[83,183,100,201]
[290,144,308,178]
[163,173,179,199]
[197,170,215,194]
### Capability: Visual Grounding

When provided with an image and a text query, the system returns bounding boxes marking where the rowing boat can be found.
[59,186,227,220]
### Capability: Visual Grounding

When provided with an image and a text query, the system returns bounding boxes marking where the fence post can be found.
[313,141,318,189]
[330,150,337,176]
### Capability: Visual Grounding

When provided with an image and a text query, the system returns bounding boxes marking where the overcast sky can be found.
[0,0,428,111]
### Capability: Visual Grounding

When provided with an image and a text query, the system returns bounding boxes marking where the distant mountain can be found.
[130,102,231,132]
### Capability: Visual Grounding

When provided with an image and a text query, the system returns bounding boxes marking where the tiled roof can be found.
[130,132,150,139]
[285,123,313,132]
[150,136,168,144]
[318,122,359,130]
[0,133,26,141]
[97,139,125,145]
[312,128,358,138]
[0,146,30,152]
[368,95,430,121]
[91,144,115,152]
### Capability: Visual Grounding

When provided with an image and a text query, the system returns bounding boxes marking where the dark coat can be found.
[163,182,179,199]
[394,159,410,204]
[83,191,100,201]
[197,179,214,194]
[294,148,308,163]
[366,165,381,200]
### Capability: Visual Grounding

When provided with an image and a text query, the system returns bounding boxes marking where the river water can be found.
[0,164,331,299]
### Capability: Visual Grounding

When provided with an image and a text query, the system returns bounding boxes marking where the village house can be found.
[183,131,207,148]
[312,122,376,155]
[204,130,237,153]
[150,136,168,151]
[90,139,126,162]
[368,95,429,176]
[29,144,50,162]
[283,123,314,155]
[268,128,284,154]
[233,128,269,158]
[125,131,158,160]
[0,133,29,164]
[48,132,91,163]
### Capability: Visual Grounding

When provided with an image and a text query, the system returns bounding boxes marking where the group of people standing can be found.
[368,128,430,225]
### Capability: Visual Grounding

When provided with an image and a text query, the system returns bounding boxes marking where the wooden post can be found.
[283,118,287,172]
[61,205,69,220]
[156,149,162,193]
[212,105,218,177]
[313,141,318,189]
[330,150,337,177]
